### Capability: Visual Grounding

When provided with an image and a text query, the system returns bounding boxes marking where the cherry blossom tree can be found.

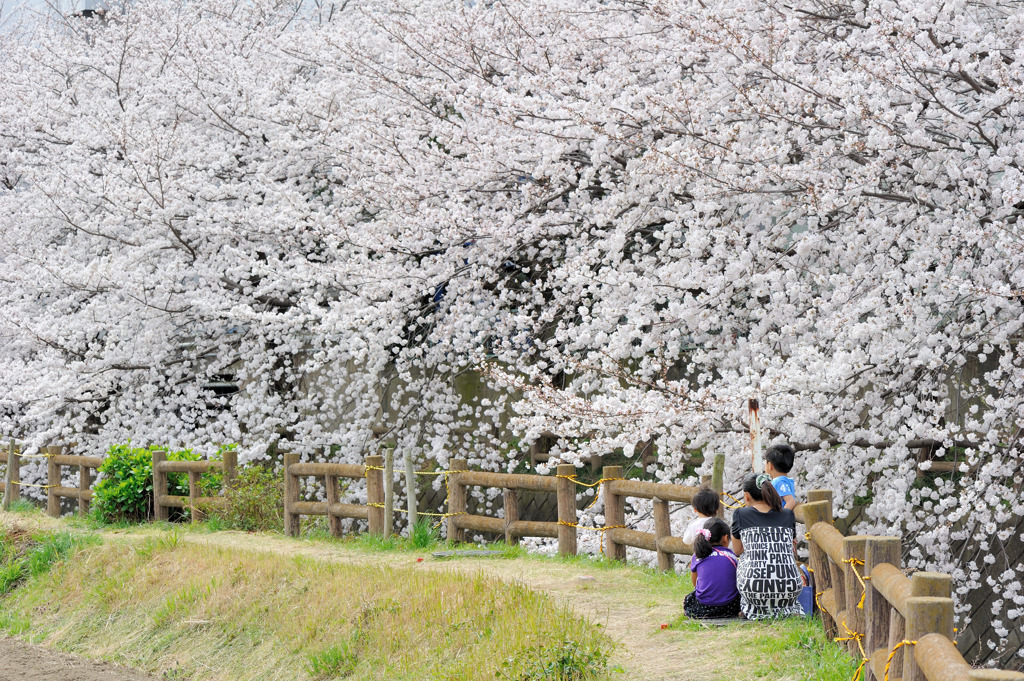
[1,0,1022,664]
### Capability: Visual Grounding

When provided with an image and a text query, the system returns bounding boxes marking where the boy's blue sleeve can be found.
[772,476,796,498]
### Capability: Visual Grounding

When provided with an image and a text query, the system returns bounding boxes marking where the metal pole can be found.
[749,398,763,473]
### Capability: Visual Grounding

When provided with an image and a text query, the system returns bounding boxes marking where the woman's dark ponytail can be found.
[743,473,784,512]
[693,517,730,559]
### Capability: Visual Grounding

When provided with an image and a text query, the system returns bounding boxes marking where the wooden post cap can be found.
[910,572,952,598]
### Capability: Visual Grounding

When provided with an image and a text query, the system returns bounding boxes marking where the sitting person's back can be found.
[731,473,803,620]
[684,517,740,619]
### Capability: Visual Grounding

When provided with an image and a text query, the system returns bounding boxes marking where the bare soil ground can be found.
[0,638,157,681]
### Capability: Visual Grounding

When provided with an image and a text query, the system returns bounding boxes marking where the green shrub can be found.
[92,444,155,523]
[93,444,223,524]
[205,465,283,532]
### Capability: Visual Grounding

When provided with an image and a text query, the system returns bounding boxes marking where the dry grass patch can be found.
[0,533,617,681]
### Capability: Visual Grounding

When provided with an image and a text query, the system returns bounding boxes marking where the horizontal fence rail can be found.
[153,449,237,523]
[798,491,1024,681]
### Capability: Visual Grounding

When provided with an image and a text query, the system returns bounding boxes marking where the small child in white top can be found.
[682,486,722,545]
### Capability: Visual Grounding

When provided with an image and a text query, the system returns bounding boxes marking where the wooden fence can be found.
[282,455,726,565]
[446,459,571,552]
[601,464,702,570]
[0,441,20,508]
[152,449,237,523]
[46,448,103,517]
[282,453,385,537]
[1,444,101,517]
[797,491,1024,681]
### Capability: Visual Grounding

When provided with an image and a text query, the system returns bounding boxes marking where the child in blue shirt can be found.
[766,443,798,510]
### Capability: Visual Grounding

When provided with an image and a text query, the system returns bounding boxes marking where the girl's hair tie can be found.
[756,473,772,488]
[697,528,711,540]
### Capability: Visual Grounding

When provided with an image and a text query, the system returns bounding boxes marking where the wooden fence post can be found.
[806,488,833,507]
[864,536,900,680]
[153,449,169,521]
[653,497,672,572]
[447,458,467,543]
[801,499,836,637]
[283,452,300,537]
[556,464,577,557]
[842,536,869,656]
[903,596,954,681]
[366,454,385,536]
[404,449,418,531]
[188,470,202,524]
[503,488,519,545]
[222,449,237,490]
[79,462,91,517]
[711,453,725,518]
[46,446,61,517]
[603,465,626,561]
[3,441,19,510]
[325,472,342,537]
[383,445,394,539]
[911,572,952,599]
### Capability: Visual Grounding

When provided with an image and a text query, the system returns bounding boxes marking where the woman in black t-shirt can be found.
[731,473,804,620]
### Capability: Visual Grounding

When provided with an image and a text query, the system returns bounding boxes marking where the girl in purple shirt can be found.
[684,517,741,619]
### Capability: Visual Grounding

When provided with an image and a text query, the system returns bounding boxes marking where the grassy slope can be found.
[0,509,859,681]
[0,532,614,680]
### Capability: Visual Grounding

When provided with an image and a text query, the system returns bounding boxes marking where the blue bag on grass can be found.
[798,564,814,615]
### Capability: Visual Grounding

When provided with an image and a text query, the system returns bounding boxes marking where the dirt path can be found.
[115,529,727,681]
[0,638,157,681]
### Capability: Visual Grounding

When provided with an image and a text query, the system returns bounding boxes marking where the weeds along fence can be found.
[796,493,1024,681]
[1,444,102,517]
[153,449,237,523]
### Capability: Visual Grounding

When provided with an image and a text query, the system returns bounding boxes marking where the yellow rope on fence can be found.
[554,474,625,488]
[844,557,869,609]
[554,474,625,510]
[366,502,463,519]
[723,491,746,509]
[9,481,57,489]
[806,566,828,617]
[16,453,53,459]
[557,520,628,532]
[882,640,916,681]
[835,622,869,681]
[557,520,629,556]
